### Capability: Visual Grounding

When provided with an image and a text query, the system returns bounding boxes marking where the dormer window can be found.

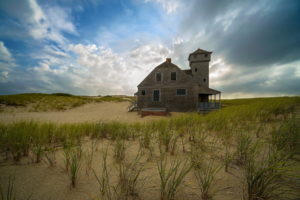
[156,72,162,82]
[171,72,177,80]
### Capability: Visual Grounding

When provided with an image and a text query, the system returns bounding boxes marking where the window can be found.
[171,72,176,80]
[176,89,186,96]
[141,90,146,95]
[156,72,162,82]
[153,90,160,101]
[203,78,206,82]
[204,54,208,57]
[195,68,197,72]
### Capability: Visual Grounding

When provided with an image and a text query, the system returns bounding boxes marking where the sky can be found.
[0,0,300,98]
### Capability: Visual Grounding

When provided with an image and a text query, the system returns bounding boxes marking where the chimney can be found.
[166,58,171,63]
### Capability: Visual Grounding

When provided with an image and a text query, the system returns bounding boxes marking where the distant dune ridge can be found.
[0,93,174,123]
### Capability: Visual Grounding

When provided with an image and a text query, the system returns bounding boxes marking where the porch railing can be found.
[198,102,221,111]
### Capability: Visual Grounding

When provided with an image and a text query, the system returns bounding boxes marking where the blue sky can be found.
[0,0,300,98]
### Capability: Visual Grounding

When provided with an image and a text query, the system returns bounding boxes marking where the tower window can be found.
[156,72,162,82]
[171,72,176,80]
[203,78,206,82]
[195,68,197,72]
[141,90,146,95]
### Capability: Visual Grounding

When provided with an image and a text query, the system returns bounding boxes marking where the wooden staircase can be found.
[127,102,138,112]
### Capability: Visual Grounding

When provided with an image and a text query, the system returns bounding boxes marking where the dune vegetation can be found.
[0,96,299,200]
[0,93,131,112]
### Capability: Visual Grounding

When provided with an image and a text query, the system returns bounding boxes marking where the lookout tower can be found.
[188,48,212,87]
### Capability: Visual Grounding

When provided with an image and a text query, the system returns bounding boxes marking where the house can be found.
[136,48,221,112]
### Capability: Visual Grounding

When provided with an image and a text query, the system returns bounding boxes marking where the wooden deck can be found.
[140,107,169,117]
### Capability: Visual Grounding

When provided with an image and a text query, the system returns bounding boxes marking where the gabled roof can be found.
[155,60,181,69]
[190,48,212,54]
[188,48,212,60]
[138,60,188,87]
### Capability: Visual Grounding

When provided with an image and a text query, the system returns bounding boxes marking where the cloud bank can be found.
[0,0,299,97]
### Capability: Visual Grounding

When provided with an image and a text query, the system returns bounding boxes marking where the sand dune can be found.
[0,102,181,123]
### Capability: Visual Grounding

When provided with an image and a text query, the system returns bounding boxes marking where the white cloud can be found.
[0,41,16,82]
[0,0,77,45]
[13,42,172,95]
[26,42,172,95]
[0,71,9,82]
[45,6,77,35]
[31,62,51,72]
[0,41,13,62]
[31,61,68,74]
[214,8,241,32]
[129,44,172,66]
[43,45,69,57]
[144,0,181,14]
[27,0,48,40]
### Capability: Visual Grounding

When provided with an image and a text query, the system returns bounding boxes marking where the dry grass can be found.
[0,96,299,200]
[0,93,131,112]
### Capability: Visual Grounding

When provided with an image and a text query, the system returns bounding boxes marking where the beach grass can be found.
[0,96,299,199]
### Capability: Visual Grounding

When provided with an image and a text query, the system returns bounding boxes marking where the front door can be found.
[198,94,208,102]
[153,90,160,102]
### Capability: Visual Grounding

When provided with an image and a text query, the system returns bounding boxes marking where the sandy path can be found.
[0,102,182,124]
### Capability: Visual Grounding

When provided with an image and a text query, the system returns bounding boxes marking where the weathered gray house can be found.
[136,48,221,112]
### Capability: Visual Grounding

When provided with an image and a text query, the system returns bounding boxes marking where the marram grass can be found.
[0,97,299,199]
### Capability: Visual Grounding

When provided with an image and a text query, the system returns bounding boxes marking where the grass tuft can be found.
[157,152,192,200]
[194,159,221,200]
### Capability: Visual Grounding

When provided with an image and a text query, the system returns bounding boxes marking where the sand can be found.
[0,102,183,124]
[0,138,242,200]
[1,102,299,199]
[0,102,243,199]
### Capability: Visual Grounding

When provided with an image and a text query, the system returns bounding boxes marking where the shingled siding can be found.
[136,49,221,112]
[137,86,197,111]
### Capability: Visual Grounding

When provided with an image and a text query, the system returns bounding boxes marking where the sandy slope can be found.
[0,102,182,124]
[0,138,242,200]
[0,102,242,200]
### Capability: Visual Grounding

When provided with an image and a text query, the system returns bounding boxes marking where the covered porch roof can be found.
[197,86,221,95]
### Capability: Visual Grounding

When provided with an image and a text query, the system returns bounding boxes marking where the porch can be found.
[198,101,221,111]
[197,86,221,112]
